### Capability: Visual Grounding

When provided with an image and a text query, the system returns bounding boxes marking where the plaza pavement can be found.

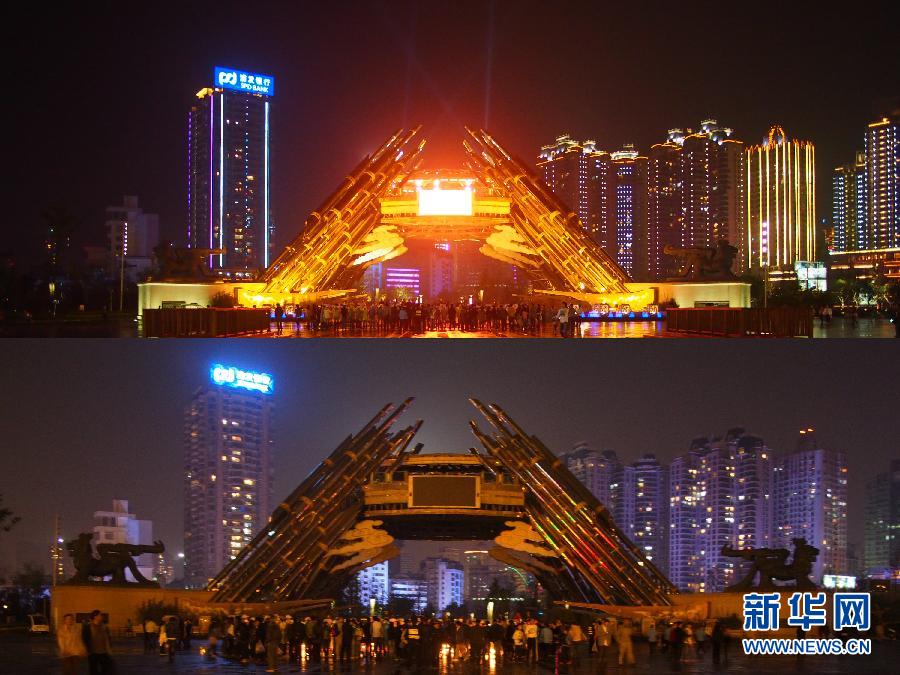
[3,633,899,675]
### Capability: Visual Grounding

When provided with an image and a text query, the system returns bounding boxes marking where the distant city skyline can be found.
[5,2,897,266]
[0,340,897,580]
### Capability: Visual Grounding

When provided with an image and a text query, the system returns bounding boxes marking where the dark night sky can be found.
[0,340,897,574]
[4,1,898,266]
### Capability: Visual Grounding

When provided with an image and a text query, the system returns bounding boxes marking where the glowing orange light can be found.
[416,179,474,216]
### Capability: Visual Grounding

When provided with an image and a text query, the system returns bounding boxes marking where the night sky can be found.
[6,1,898,266]
[1,340,897,575]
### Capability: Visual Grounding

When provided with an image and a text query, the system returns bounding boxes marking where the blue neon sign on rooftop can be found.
[210,364,274,395]
[214,66,274,96]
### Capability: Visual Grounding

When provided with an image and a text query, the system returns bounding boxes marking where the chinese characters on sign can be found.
[742,592,870,633]
[210,364,274,394]
[214,67,274,96]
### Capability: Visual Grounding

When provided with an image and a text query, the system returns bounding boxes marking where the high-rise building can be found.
[188,66,274,276]
[745,126,816,272]
[624,454,669,572]
[106,196,160,281]
[668,441,706,592]
[92,499,155,581]
[537,135,613,250]
[610,146,649,278]
[561,444,622,509]
[646,121,746,280]
[832,152,868,252]
[647,139,683,280]
[864,460,900,574]
[865,117,899,251]
[356,561,390,608]
[183,364,274,587]
[389,575,428,613]
[421,557,463,611]
[668,430,772,592]
[773,429,848,581]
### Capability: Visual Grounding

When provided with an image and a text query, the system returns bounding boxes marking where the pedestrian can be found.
[266,615,283,673]
[525,618,538,663]
[556,302,570,337]
[567,621,586,666]
[82,610,114,675]
[163,615,179,662]
[274,303,283,332]
[596,618,611,662]
[142,616,158,654]
[617,619,635,665]
[646,622,657,656]
[57,613,87,675]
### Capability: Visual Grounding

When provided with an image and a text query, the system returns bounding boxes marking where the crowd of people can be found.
[195,613,735,671]
[270,300,591,337]
[55,607,739,673]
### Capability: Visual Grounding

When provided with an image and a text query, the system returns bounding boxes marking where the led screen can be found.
[416,182,473,216]
[409,475,480,508]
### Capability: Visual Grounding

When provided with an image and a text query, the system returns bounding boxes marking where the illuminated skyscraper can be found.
[355,561,390,607]
[183,364,274,587]
[619,455,669,572]
[745,126,816,271]
[773,430,848,581]
[863,460,900,574]
[561,443,622,508]
[188,66,274,276]
[668,430,772,592]
[646,121,746,280]
[610,146,648,278]
[832,152,868,252]
[538,135,613,252]
[865,117,899,251]
[421,557,463,611]
[647,140,683,279]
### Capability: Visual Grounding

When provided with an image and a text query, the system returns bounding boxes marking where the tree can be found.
[0,494,20,533]
[386,594,414,617]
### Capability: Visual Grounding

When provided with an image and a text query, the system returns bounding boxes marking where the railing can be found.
[665,308,813,338]
[143,308,270,338]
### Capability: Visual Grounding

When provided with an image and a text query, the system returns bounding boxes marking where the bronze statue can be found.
[66,533,164,586]
[151,241,226,280]
[721,538,820,591]
[664,238,738,281]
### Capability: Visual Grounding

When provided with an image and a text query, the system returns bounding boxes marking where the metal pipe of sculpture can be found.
[275,422,422,599]
[210,401,415,601]
[225,418,413,601]
[469,401,673,605]
[261,128,424,296]
[463,128,630,294]
[473,405,674,604]
[467,420,647,604]
[266,418,418,604]
[482,400,674,595]
[209,403,397,588]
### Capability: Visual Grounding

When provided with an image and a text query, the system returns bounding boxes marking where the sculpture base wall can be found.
[628,281,751,309]
[50,585,214,631]
[137,282,264,317]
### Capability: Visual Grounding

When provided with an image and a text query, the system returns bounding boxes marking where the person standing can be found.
[617,619,635,666]
[265,615,283,673]
[646,622,657,656]
[556,303,570,337]
[57,613,87,675]
[82,610,114,675]
[567,621,586,666]
[525,618,539,663]
[142,617,158,654]
[595,618,611,663]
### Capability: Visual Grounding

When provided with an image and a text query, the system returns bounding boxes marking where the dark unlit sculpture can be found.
[722,537,820,591]
[66,532,164,586]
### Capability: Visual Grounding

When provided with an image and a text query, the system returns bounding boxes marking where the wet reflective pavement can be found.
[4,635,898,674]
